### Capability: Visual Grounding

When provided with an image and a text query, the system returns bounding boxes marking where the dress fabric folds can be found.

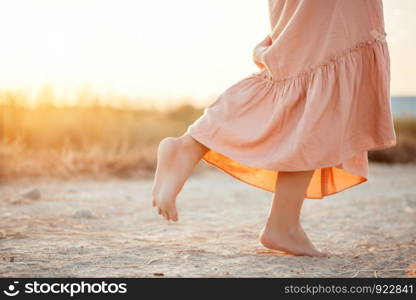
[185,0,397,199]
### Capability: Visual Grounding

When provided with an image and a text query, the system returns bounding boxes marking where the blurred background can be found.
[1,0,415,181]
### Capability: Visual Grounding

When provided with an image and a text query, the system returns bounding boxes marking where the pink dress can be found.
[185,0,397,199]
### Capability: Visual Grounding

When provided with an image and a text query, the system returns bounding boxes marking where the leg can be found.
[151,134,208,221]
[259,170,329,257]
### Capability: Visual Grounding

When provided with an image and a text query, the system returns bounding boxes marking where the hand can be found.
[253,35,272,69]
[257,34,273,48]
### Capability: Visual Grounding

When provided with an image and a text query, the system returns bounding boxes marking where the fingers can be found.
[263,35,272,46]
[258,34,272,47]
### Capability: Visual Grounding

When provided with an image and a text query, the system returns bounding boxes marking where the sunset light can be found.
[0,0,414,107]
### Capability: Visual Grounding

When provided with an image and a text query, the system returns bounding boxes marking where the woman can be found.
[151,0,396,257]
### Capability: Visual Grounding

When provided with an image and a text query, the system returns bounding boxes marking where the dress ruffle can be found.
[186,37,396,199]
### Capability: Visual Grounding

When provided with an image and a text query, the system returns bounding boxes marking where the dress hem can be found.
[188,130,396,199]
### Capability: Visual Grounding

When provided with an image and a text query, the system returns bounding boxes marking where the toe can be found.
[315,250,329,257]
[170,208,178,221]
[171,212,178,222]
[162,211,169,220]
[166,210,175,221]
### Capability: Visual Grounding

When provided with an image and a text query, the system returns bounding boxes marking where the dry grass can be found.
[1,91,415,182]
[369,116,416,163]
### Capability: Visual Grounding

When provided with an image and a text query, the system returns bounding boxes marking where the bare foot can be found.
[152,135,207,221]
[151,137,183,221]
[259,225,329,257]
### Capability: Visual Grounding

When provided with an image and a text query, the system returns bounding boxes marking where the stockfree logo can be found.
[3,281,20,297]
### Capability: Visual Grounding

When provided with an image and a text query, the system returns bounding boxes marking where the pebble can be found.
[20,188,41,200]
[73,209,95,219]
[67,188,78,193]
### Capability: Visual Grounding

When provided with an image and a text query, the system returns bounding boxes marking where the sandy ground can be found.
[0,162,415,278]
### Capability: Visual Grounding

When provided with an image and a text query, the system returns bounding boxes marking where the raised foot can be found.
[259,226,329,257]
[151,137,183,222]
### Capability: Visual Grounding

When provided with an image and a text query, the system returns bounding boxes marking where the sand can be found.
[0,162,415,277]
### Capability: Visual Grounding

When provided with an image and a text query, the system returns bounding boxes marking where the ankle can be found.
[263,219,301,234]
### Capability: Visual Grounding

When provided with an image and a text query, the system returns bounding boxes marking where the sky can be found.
[0,0,415,107]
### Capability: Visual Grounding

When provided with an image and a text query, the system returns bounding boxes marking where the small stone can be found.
[153,272,164,277]
[11,198,31,205]
[20,188,41,200]
[73,209,95,219]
